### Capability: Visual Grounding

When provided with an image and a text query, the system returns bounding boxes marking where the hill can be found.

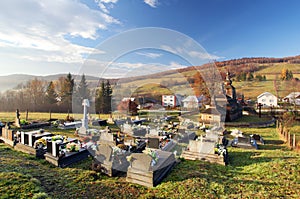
[118,55,300,100]
[0,74,107,92]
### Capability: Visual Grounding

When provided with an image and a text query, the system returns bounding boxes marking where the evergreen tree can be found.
[60,73,75,112]
[95,80,112,114]
[77,74,90,100]
[45,81,57,105]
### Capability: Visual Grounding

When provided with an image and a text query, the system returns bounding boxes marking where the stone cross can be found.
[82,99,90,130]
[15,109,21,128]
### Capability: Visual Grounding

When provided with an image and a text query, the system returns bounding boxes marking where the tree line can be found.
[0,73,113,114]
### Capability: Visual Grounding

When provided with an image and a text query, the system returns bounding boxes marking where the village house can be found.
[161,94,184,108]
[283,92,300,105]
[257,92,278,107]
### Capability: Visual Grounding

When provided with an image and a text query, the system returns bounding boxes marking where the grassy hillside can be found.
[118,62,300,100]
[0,126,299,198]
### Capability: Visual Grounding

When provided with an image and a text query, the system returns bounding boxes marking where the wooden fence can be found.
[276,121,300,152]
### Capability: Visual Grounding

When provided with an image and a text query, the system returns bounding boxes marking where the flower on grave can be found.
[52,135,64,142]
[143,148,159,165]
[66,142,80,152]
[126,155,133,162]
[33,138,47,149]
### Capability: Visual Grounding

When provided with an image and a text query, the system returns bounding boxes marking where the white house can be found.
[182,95,200,110]
[283,92,300,105]
[162,95,176,107]
[257,92,278,107]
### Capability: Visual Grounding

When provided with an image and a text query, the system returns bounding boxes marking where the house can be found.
[162,95,176,108]
[182,96,200,110]
[257,92,278,107]
[162,94,184,108]
[283,92,300,105]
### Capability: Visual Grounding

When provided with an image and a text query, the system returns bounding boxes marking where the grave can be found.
[58,121,82,129]
[126,150,176,187]
[231,136,258,149]
[122,123,147,137]
[14,129,53,157]
[0,125,16,146]
[91,119,107,126]
[44,138,90,167]
[176,129,197,143]
[181,136,226,165]
[92,144,130,176]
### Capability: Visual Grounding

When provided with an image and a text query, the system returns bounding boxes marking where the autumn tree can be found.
[190,71,209,97]
[26,78,47,111]
[281,68,293,80]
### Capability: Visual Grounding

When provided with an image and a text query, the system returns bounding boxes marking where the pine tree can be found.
[77,74,90,100]
[95,80,112,114]
[60,73,75,112]
[45,81,57,104]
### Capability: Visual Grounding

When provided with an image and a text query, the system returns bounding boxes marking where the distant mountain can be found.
[0,74,109,92]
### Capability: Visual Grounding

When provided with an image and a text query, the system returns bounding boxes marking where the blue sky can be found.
[0,0,299,77]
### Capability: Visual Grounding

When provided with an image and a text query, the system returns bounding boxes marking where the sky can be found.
[0,0,300,78]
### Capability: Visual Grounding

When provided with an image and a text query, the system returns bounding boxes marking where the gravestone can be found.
[99,131,115,146]
[181,137,226,165]
[15,109,21,128]
[82,99,90,130]
[94,144,129,176]
[189,140,214,154]
[130,153,152,171]
[147,138,160,149]
[126,151,176,187]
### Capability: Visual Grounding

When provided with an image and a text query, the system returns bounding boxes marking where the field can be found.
[0,126,299,198]
[0,112,110,123]
[117,62,300,100]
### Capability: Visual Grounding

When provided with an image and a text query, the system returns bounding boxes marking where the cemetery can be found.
[0,98,297,196]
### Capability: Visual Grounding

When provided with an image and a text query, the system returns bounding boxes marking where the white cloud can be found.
[160,45,222,61]
[189,51,223,60]
[144,0,159,8]
[136,52,163,59]
[95,0,119,14]
[0,0,119,74]
[169,61,188,69]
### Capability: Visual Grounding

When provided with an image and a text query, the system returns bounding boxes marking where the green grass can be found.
[0,112,110,123]
[232,115,272,123]
[1,126,300,198]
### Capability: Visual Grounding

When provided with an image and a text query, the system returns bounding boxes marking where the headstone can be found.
[96,144,113,164]
[147,138,160,149]
[78,126,87,135]
[15,109,21,128]
[189,140,214,154]
[148,129,159,136]
[99,131,115,145]
[82,99,90,130]
[130,153,152,171]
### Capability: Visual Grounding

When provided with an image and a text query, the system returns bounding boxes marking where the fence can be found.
[276,121,300,152]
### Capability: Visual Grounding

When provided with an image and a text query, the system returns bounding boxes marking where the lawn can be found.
[0,126,299,198]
